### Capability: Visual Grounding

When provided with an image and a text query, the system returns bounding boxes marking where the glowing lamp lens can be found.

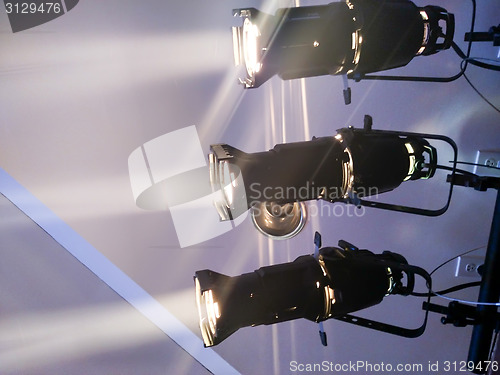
[195,278,219,347]
[222,161,235,206]
[242,18,261,78]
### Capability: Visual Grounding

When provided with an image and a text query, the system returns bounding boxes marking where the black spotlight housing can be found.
[209,125,437,222]
[232,0,454,88]
[195,243,418,347]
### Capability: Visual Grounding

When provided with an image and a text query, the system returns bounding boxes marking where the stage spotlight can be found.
[195,240,427,347]
[209,120,437,225]
[232,0,454,88]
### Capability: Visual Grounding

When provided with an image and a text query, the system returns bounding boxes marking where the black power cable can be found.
[411,281,481,297]
[459,58,500,113]
[411,246,486,298]
[454,161,500,171]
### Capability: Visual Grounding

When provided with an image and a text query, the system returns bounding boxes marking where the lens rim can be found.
[251,201,307,239]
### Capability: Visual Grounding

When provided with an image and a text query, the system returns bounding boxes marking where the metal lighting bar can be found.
[468,190,500,373]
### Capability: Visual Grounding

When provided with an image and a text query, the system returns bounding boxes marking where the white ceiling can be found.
[1,0,499,374]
